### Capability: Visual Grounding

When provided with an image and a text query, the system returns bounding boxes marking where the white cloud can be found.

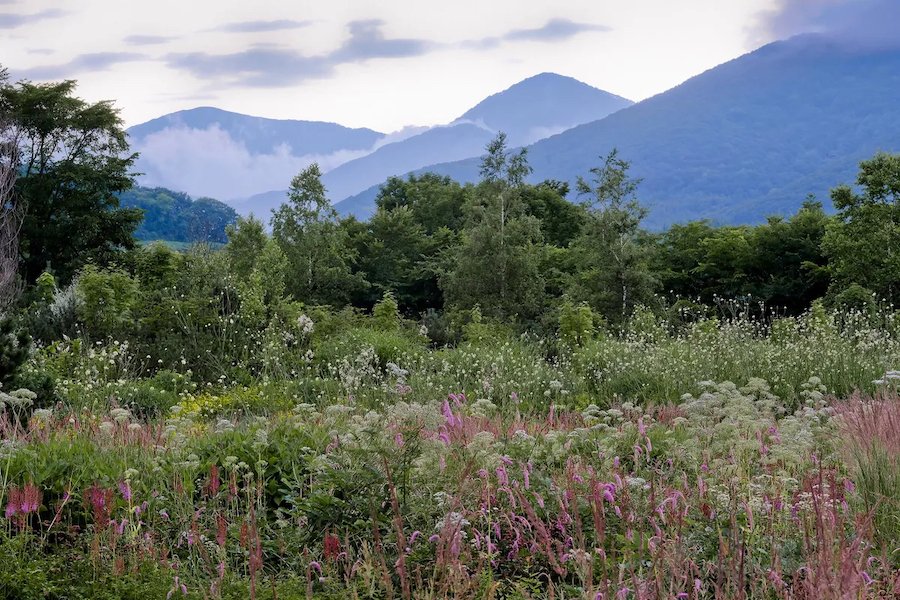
[131,122,435,200]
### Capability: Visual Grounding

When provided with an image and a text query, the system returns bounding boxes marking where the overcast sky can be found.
[0,0,887,131]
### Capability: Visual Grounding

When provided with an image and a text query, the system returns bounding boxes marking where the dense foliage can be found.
[119,186,238,245]
[0,78,140,283]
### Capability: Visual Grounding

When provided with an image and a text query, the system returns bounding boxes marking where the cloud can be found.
[464,18,611,50]
[0,8,65,29]
[124,34,177,46]
[131,124,375,200]
[752,0,900,48]
[506,18,611,42]
[17,52,146,80]
[329,19,433,62]
[215,19,312,33]
[166,47,331,87]
[166,20,433,87]
[130,121,437,201]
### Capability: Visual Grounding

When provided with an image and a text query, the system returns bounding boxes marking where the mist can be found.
[131,124,430,202]
[753,0,900,48]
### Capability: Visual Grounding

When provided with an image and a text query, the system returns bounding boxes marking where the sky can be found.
[0,0,857,132]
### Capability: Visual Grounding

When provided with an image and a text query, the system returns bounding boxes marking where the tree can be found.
[225,216,268,280]
[0,66,22,308]
[352,206,440,312]
[119,186,237,244]
[271,164,362,305]
[441,134,546,322]
[375,173,468,234]
[652,200,830,313]
[569,150,656,323]
[745,199,830,312]
[521,180,586,248]
[822,152,900,303]
[0,77,141,283]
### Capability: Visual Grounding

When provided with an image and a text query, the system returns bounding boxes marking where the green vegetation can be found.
[1,70,900,597]
[119,186,238,245]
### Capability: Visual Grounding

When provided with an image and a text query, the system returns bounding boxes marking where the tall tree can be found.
[442,134,545,321]
[0,77,141,283]
[271,164,362,305]
[822,152,900,303]
[0,66,22,308]
[569,150,656,323]
[225,216,268,280]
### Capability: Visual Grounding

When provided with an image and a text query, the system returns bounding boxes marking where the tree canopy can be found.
[0,77,140,283]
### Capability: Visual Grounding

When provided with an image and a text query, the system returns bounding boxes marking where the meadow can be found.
[3,72,900,598]
[2,299,899,599]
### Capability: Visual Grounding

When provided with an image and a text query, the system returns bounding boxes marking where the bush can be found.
[0,315,30,388]
[558,298,598,349]
[75,264,139,339]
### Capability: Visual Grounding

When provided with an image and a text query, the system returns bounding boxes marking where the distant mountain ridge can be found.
[127,107,385,201]
[336,35,900,227]
[234,73,633,217]
[128,106,383,155]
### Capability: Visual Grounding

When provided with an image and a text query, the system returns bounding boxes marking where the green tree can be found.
[745,199,830,311]
[225,216,268,280]
[119,186,237,244]
[375,173,468,234]
[822,152,900,303]
[652,201,829,313]
[75,264,139,338]
[558,298,599,349]
[352,206,441,312]
[569,150,656,323]
[442,134,545,321]
[0,78,141,283]
[521,180,586,248]
[271,164,362,306]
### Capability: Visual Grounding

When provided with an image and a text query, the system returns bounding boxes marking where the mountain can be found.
[127,107,384,202]
[455,72,633,147]
[336,35,900,227]
[238,73,633,217]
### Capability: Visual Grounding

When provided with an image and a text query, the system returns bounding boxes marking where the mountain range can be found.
[127,73,633,216]
[128,34,900,230]
[336,35,900,226]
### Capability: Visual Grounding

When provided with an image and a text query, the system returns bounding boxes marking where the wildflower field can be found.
[3,31,900,599]
[2,301,900,600]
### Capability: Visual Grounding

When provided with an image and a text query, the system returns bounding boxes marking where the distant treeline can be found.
[215,138,898,330]
[118,187,237,245]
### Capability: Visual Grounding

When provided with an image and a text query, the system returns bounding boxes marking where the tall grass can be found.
[834,387,900,564]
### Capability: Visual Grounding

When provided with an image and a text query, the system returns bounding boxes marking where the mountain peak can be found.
[453,73,632,146]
